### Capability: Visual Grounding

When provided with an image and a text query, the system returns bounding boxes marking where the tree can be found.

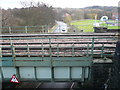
[12,1,55,26]
[2,9,19,26]
[0,8,2,27]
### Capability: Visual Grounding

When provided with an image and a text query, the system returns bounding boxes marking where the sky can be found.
[0,0,120,9]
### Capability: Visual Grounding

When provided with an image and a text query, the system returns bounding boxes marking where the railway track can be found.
[1,33,117,59]
[1,32,119,37]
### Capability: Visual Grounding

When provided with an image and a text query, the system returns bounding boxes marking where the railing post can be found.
[10,38,14,57]
[42,42,44,58]
[49,37,54,81]
[57,43,59,57]
[42,25,44,33]
[49,37,52,58]
[47,25,50,33]
[9,27,12,34]
[27,43,30,57]
[25,26,28,34]
[72,43,75,57]
[10,38,16,66]
[87,43,89,57]
[44,25,46,33]
[91,37,94,57]
[101,43,104,58]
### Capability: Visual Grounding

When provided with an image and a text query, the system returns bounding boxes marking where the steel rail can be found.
[0,33,118,37]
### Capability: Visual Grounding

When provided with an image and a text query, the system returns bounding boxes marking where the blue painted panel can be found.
[53,57,92,66]
[36,67,51,79]
[1,57,14,66]
[71,67,82,79]
[54,67,70,79]
[53,60,91,66]
[14,57,92,67]
[53,57,92,61]
[19,67,35,79]
[2,67,16,78]
[1,57,13,60]
[15,57,51,66]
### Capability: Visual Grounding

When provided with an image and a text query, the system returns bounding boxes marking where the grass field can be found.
[70,19,95,32]
[70,19,119,32]
[108,26,120,29]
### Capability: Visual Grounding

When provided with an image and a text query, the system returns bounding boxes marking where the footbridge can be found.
[0,33,117,83]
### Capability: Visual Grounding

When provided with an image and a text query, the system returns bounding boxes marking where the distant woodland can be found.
[1,2,118,27]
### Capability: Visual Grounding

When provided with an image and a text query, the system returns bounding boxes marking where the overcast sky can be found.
[0,0,120,9]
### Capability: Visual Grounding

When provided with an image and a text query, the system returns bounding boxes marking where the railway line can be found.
[1,33,117,59]
[1,32,119,37]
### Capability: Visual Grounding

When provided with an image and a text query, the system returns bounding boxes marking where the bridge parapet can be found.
[0,36,116,82]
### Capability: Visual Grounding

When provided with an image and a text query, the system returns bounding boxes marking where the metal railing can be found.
[1,25,94,34]
[0,37,116,58]
[1,25,52,34]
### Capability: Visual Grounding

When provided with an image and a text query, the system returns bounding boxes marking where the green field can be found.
[108,26,120,29]
[70,20,96,32]
[70,19,119,32]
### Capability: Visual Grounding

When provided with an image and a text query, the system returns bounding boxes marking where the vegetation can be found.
[2,3,118,30]
[70,20,95,32]
[2,2,56,27]
[70,19,119,32]
[55,6,117,22]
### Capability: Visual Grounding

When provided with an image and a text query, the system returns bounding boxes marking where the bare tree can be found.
[2,9,19,26]
[0,8,2,27]
[13,1,55,26]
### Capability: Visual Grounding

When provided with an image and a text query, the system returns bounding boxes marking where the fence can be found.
[1,25,51,34]
[1,36,116,59]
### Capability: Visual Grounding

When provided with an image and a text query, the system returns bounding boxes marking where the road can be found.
[8,82,75,89]
[53,21,68,33]
[38,82,73,89]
